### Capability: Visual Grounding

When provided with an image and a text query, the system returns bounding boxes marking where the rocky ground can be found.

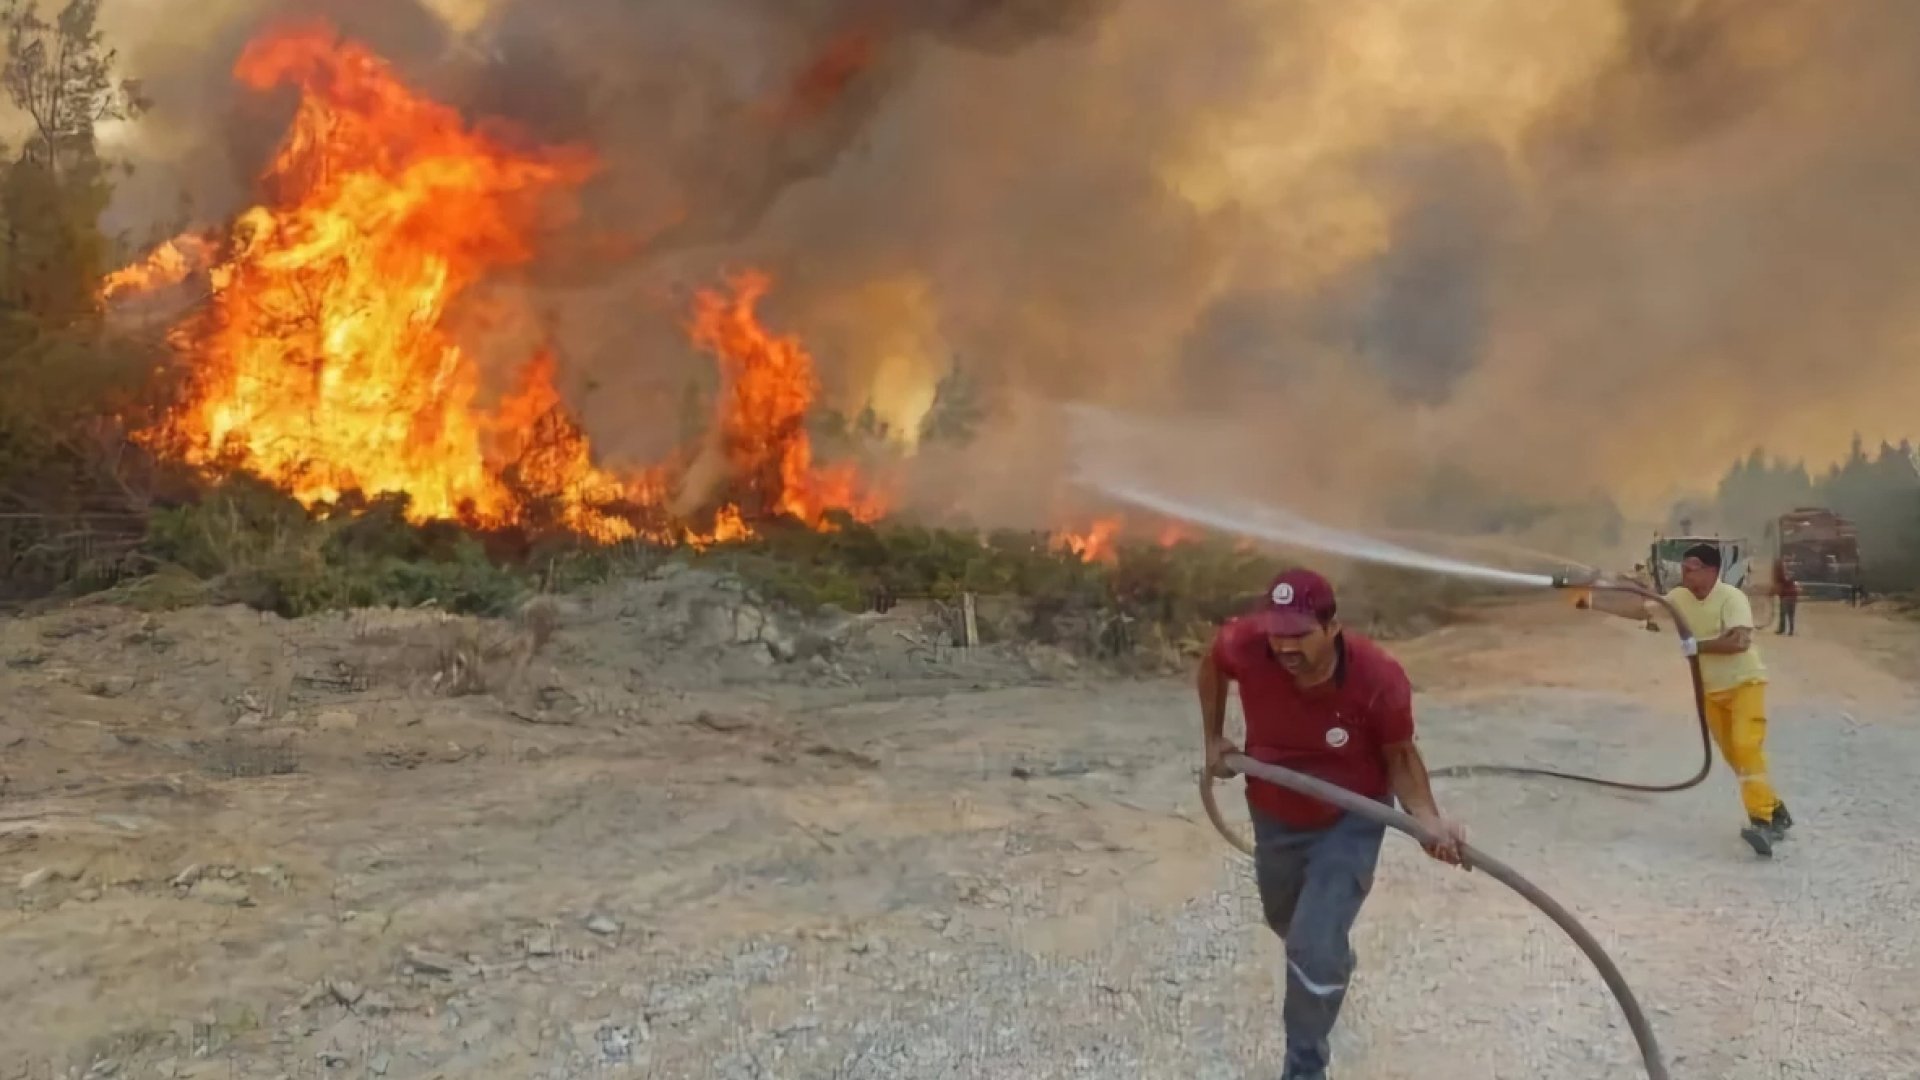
[3,569,1918,1079]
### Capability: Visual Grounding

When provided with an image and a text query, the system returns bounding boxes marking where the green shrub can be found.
[139,478,529,617]
[692,518,1320,661]
[696,517,1114,615]
[530,538,671,594]
[704,549,869,612]
[144,475,317,578]
[104,472,1489,655]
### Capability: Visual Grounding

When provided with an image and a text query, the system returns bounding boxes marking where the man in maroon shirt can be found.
[1772,559,1800,636]
[1198,567,1467,1080]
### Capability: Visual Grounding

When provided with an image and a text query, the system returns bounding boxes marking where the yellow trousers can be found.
[1704,681,1781,820]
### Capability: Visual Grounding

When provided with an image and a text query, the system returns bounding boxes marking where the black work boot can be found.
[1770,803,1794,839]
[1741,819,1774,857]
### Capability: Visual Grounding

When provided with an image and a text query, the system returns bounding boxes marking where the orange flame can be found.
[684,504,756,550]
[100,234,217,301]
[1056,517,1123,564]
[1053,516,1207,564]
[488,351,639,540]
[691,271,886,529]
[119,22,879,547]
[135,21,615,531]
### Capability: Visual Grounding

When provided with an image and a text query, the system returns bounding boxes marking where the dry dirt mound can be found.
[0,567,1086,801]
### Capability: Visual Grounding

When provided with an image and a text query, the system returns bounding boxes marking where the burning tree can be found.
[127,22,618,534]
[113,21,884,550]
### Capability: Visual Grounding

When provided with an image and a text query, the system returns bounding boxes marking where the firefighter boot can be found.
[1770,802,1794,840]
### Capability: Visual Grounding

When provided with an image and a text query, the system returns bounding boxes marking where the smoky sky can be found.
[97,0,1920,536]
[1349,142,1512,407]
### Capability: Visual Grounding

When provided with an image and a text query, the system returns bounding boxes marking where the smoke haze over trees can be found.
[1690,438,1920,593]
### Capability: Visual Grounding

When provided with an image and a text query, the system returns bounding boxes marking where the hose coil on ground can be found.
[1427,582,1712,792]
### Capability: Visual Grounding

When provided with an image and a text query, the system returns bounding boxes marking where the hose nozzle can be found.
[1550,568,1601,589]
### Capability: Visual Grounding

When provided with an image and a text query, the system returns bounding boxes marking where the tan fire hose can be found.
[1200,578,1705,1080]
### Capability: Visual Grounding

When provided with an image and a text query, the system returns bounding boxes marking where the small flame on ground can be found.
[1057,517,1124,564]
[686,505,755,550]
[1052,515,1205,564]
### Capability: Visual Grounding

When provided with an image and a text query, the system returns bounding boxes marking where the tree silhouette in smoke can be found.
[1700,435,1920,593]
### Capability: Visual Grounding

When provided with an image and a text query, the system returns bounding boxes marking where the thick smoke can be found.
[99,0,1920,542]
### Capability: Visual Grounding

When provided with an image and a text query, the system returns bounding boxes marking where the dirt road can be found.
[4,579,1917,1079]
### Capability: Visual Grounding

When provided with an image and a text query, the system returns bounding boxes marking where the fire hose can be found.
[1198,577,1707,1080]
[1425,578,1712,792]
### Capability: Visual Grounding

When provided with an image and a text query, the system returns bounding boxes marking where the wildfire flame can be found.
[119,21,882,546]
[133,21,608,530]
[687,504,755,550]
[100,234,217,302]
[1057,517,1123,564]
[488,350,641,540]
[1052,516,1206,564]
[691,271,885,529]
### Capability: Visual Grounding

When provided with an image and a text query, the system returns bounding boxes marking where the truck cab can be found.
[1646,535,1752,594]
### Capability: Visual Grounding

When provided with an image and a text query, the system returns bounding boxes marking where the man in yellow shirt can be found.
[1665,544,1795,857]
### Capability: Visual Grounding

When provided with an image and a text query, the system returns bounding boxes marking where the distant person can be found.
[1663,544,1795,856]
[1772,559,1800,636]
[1199,568,1467,1080]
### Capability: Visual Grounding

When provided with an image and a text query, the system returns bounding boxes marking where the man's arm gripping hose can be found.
[1199,579,1699,1079]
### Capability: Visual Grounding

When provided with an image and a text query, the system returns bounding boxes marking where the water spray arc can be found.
[1078,475,1562,589]
[1076,467,1716,790]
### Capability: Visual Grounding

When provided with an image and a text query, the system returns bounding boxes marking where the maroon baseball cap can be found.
[1248,568,1337,636]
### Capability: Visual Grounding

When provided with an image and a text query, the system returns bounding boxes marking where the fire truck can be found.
[1768,507,1862,602]
[1645,533,1753,591]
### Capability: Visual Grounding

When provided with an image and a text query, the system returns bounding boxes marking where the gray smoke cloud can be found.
[97,0,1920,547]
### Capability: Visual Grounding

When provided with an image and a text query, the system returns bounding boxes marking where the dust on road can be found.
[3,577,1916,1079]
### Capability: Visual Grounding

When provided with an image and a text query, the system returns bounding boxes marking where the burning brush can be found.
[108,21,885,549]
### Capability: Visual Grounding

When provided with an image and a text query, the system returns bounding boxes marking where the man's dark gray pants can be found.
[1251,804,1387,1077]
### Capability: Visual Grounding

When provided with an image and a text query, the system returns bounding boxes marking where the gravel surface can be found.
[3,592,1916,1079]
